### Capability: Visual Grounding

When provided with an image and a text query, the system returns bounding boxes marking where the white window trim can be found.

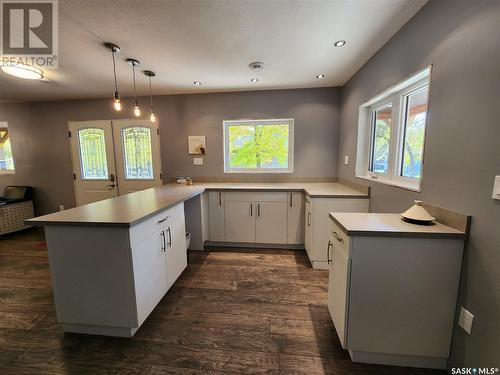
[223,118,294,174]
[0,121,15,175]
[355,66,432,192]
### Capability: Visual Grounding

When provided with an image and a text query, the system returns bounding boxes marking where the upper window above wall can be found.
[355,66,431,191]
[223,119,294,173]
[0,122,15,174]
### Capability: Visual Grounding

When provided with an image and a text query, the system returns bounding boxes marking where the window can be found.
[223,119,294,173]
[0,123,15,174]
[356,66,431,191]
[122,126,154,180]
[78,128,108,179]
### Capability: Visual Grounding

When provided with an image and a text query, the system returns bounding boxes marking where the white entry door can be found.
[69,121,118,206]
[112,119,163,195]
[69,119,162,206]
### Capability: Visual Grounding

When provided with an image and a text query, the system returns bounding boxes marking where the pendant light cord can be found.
[112,51,118,92]
[149,76,153,107]
[132,64,137,101]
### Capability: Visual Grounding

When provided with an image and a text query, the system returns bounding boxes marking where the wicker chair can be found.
[0,186,34,235]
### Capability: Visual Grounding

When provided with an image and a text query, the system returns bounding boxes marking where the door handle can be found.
[160,231,166,252]
[166,227,172,247]
[327,240,333,264]
[257,203,260,217]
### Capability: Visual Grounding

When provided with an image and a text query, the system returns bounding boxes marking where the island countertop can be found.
[27,182,368,227]
[329,212,467,239]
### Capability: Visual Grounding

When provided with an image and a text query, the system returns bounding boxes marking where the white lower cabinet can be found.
[162,203,188,289]
[256,201,287,244]
[305,196,368,269]
[208,191,225,241]
[287,192,305,244]
[225,201,256,242]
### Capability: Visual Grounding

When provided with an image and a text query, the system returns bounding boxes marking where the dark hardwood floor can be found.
[0,228,444,374]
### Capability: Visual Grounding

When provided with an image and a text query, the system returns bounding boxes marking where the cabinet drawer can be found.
[225,191,287,202]
[330,221,350,257]
[130,203,184,245]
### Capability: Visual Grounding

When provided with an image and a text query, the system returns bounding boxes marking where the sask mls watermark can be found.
[0,0,58,69]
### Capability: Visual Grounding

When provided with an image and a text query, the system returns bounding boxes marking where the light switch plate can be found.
[458,307,474,335]
[344,155,349,165]
[193,157,203,166]
[492,176,500,200]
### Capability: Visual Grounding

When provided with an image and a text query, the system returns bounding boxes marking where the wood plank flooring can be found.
[0,228,445,374]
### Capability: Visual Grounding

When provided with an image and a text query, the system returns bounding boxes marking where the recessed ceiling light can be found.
[316,74,325,79]
[1,63,43,80]
[334,40,346,47]
[250,78,259,83]
[194,81,202,86]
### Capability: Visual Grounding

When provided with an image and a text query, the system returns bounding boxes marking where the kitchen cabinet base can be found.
[205,241,304,250]
[349,350,447,370]
[311,260,329,270]
[63,323,138,338]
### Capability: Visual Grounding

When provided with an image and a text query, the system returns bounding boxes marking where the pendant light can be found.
[104,42,122,111]
[143,70,156,122]
[126,58,141,117]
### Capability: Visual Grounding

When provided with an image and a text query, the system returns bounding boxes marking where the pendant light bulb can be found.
[150,110,156,123]
[113,91,121,111]
[133,99,141,117]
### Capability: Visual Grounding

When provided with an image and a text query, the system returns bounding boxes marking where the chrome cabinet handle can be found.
[160,231,166,252]
[166,227,172,247]
[307,212,311,226]
[219,192,222,206]
[290,193,293,207]
[333,231,343,243]
[327,240,333,264]
[158,215,171,224]
[250,203,253,216]
[257,203,260,217]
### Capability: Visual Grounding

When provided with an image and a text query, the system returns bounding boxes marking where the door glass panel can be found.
[370,104,392,174]
[122,126,154,180]
[78,128,108,179]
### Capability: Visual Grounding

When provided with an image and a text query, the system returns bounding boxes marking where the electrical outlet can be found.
[344,155,349,165]
[59,204,65,211]
[458,307,474,335]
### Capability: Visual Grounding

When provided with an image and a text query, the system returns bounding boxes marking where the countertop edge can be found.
[328,213,467,240]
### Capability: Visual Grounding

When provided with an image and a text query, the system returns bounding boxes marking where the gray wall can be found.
[0,87,340,214]
[337,0,499,367]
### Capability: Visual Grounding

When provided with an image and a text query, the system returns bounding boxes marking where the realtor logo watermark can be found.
[0,0,58,68]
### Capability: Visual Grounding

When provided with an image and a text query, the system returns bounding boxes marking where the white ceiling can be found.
[0,0,428,102]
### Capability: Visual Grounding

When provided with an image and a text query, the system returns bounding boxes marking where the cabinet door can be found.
[256,201,287,244]
[304,198,313,253]
[328,238,350,349]
[225,201,256,243]
[131,229,168,325]
[165,208,187,290]
[287,192,305,244]
[208,191,225,241]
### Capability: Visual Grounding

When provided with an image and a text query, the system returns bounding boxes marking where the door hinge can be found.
[68,131,72,138]
[73,173,76,180]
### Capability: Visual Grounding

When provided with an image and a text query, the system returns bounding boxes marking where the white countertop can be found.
[329,212,466,239]
[27,182,368,227]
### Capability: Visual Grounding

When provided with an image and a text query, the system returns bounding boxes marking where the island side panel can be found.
[44,225,137,330]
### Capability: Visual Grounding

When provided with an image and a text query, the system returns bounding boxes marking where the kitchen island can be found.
[28,182,368,336]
